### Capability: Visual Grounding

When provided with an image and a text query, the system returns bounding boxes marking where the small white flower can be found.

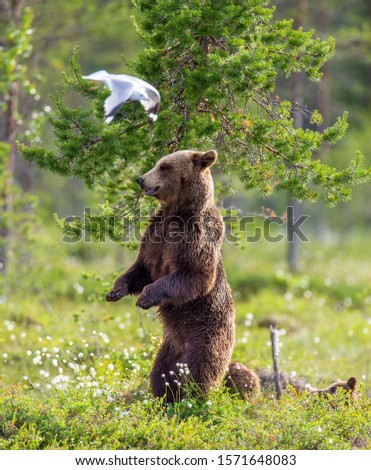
[73,283,84,294]
[304,290,312,299]
[284,292,293,302]
[33,356,42,365]
[5,320,15,331]
[187,403,193,409]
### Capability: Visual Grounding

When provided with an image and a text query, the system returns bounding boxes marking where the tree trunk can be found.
[0,0,22,274]
[314,2,331,243]
[287,0,307,273]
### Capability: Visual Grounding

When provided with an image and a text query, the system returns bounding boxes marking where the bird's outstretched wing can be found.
[84,70,160,123]
[104,83,134,124]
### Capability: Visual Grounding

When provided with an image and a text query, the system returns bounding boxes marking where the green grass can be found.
[1,229,371,449]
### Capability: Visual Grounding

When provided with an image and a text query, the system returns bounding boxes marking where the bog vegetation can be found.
[1,230,371,449]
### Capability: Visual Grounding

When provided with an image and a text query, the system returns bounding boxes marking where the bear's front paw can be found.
[106,284,129,302]
[136,287,159,310]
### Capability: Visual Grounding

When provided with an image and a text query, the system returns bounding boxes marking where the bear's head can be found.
[137,150,217,209]
[307,376,358,401]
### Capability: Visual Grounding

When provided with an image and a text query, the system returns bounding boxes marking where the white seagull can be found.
[83,70,161,123]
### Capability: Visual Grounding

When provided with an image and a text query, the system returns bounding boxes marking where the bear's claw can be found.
[136,288,157,309]
[106,289,124,302]
[136,296,152,309]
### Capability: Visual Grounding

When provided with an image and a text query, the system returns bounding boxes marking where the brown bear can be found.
[106,149,260,403]
[228,364,358,401]
[225,362,261,401]
[306,376,358,401]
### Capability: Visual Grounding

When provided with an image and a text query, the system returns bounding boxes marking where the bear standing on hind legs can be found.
[106,149,260,403]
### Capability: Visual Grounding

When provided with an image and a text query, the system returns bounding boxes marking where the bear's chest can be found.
[142,217,185,280]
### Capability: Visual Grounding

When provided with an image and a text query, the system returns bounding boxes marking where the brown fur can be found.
[306,377,358,401]
[107,150,258,402]
[225,371,359,403]
[233,366,358,401]
[225,362,261,400]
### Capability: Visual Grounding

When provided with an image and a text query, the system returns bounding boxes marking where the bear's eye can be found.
[159,163,171,171]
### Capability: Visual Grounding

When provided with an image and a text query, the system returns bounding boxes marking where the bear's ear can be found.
[192,150,218,169]
[347,377,357,389]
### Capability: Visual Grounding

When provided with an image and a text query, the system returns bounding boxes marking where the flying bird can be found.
[83,70,161,124]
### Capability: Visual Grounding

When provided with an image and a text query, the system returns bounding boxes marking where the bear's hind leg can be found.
[150,340,182,403]
[182,346,229,400]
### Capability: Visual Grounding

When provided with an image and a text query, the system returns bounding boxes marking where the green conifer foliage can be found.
[19,0,370,243]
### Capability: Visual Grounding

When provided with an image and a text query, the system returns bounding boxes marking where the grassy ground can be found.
[1,227,370,449]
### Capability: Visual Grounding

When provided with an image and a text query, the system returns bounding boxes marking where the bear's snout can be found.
[137,175,160,196]
[136,177,144,188]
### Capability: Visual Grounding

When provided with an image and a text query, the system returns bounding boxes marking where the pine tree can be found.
[19,0,370,244]
[1,1,43,272]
